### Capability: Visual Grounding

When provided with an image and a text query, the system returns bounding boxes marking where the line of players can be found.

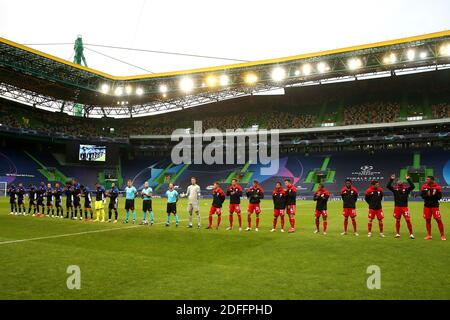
[7,180,120,222]
[6,174,445,240]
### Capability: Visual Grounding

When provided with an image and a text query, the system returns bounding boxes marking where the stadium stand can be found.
[1,70,449,139]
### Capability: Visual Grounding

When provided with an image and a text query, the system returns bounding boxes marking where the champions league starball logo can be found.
[170,121,279,175]
[349,165,383,181]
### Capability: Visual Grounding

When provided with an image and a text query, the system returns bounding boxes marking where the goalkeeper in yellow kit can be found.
[94,182,106,222]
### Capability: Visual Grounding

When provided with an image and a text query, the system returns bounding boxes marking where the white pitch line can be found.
[0,219,191,246]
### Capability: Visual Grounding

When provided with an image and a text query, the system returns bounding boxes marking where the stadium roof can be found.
[1,30,450,118]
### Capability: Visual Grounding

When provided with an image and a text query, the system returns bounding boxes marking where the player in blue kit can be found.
[165,183,179,227]
[141,181,154,225]
[124,179,137,224]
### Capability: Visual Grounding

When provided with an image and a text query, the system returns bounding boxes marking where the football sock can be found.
[229,214,233,227]
[188,213,193,225]
[247,215,252,228]
[125,211,130,221]
[395,219,401,234]
[208,215,213,228]
[379,221,384,233]
[114,209,118,220]
[108,209,112,220]
[101,208,105,220]
[166,214,170,225]
[132,211,136,221]
[315,218,320,230]
[323,220,328,232]
[256,215,260,228]
[406,219,413,235]
[175,214,179,225]
[150,211,154,223]
[280,216,285,229]
[143,211,147,221]
[368,220,373,233]
[344,217,349,232]
[289,215,295,228]
[196,212,201,226]
[426,219,432,236]
[237,214,242,227]
[216,215,221,228]
[351,218,357,232]
[273,216,278,229]
[437,219,445,237]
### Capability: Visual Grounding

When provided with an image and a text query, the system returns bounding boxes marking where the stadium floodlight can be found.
[383,53,397,64]
[294,70,301,76]
[180,78,194,92]
[136,87,144,96]
[348,58,362,70]
[206,75,218,87]
[302,64,312,75]
[219,74,230,86]
[419,51,428,59]
[406,49,416,61]
[440,43,450,56]
[271,67,286,82]
[125,85,133,95]
[100,83,110,94]
[159,84,168,93]
[244,73,258,85]
[317,62,329,73]
[114,86,124,96]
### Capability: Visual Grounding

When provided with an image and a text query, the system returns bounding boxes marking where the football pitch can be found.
[0,197,448,300]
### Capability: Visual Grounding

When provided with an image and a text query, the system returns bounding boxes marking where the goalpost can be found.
[0,182,7,197]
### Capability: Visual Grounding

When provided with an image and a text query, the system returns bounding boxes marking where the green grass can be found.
[0,197,448,300]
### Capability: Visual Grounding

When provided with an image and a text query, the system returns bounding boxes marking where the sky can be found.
[1,0,449,76]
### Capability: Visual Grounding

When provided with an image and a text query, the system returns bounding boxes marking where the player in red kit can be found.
[387,174,415,239]
[340,179,359,236]
[313,184,330,235]
[271,182,287,232]
[206,181,225,230]
[246,180,264,232]
[226,179,243,231]
[365,181,384,238]
[421,176,445,241]
[284,178,297,233]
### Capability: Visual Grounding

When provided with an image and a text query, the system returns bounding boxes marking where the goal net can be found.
[0,182,7,197]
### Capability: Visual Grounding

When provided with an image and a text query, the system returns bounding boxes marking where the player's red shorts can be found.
[423,207,441,220]
[274,209,285,217]
[229,204,241,214]
[393,206,410,219]
[286,204,296,215]
[247,203,261,214]
[343,208,356,218]
[315,210,327,218]
[368,209,384,220]
[209,206,221,215]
